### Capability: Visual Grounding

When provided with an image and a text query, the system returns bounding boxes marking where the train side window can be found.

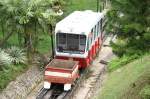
[91,29,93,44]
[96,24,98,37]
[100,19,103,33]
[86,37,90,51]
[93,27,95,40]
[94,25,96,40]
[96,25,97,37]
[97,22,99,36]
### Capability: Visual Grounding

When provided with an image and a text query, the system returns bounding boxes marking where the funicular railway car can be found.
[44,10,107,91]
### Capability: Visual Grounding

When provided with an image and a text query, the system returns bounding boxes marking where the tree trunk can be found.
[24,24,33,63]
[18,32,22,46]
[1,21,5,38]
[33,21,38,52]
[49,24,54,59]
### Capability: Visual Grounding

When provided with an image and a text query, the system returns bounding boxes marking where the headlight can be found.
[44,81,51,89]
[64,84,71,91]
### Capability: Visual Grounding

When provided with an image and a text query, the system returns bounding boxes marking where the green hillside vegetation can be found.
[96,54,150,99]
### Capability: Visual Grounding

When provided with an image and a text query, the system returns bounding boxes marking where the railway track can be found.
[36,84,65,99]
[36,35,114,99]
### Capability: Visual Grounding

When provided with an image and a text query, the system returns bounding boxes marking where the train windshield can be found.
[56,33,86,54]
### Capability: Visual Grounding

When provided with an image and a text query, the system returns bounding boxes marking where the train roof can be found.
[55,10,104,35]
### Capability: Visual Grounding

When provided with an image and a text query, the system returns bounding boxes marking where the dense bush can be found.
[140,85,150,99]
[110,39,127,56]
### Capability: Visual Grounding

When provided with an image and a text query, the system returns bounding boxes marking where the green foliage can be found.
[108,54,139,72]
[110,39,127,56]
[110,37,148,56]
[140,85,150,99]
[63,0,97,16]
[37,34,52,54]
[6,46,27,64]
[107,0,150,56]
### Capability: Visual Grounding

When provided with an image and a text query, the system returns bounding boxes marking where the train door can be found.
[93,25,97,58]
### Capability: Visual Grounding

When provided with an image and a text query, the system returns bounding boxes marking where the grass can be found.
[63,0,98,16]
[96,55,150,99]
[7,33,20,46]
[0,32,21,47]
[139,85,150,99]
[0,31,51,54]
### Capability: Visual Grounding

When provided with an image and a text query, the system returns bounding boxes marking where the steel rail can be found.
[36,88,49,99]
